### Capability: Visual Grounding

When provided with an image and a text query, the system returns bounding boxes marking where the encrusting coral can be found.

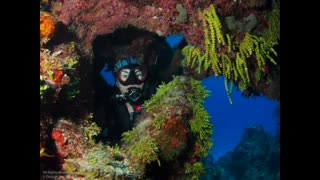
[40,42,80,103]
[51,116,137,179]
[122,76,213,179]
[49,76,213,179]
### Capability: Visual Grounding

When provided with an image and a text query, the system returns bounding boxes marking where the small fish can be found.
[40,147,54,158]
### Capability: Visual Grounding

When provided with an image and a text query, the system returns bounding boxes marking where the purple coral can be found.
[52,0,212,58]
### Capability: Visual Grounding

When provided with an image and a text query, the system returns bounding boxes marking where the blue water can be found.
[202,76,279,160]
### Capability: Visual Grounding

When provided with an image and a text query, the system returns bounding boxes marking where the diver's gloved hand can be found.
[165,34,186,52]
[100,63,116,86]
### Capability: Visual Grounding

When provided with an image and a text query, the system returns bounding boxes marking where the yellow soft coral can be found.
[40,13,55,39]
[183,5,227,75]
[182,4,279,104]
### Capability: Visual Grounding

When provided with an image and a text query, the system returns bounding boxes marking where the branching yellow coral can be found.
[40,13,56,40]
[264,3,280,45]
[182,5,227,76]
[236,52,250,85]
[222,55,234,104]
[224,78,233,104]
[182,4,279,103]
[226,34,233,53]
[202,4,226,75]
[203,5,225,46]
[182,46,202,73]
[239,33,277,74]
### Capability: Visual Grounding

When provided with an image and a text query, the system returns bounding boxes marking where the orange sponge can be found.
[40,13,56,39]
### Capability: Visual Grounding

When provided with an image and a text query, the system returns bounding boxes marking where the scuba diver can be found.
[98,56,148,143]
[95,33,186,144]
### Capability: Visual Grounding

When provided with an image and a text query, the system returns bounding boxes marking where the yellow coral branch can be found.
[181,4,279,102]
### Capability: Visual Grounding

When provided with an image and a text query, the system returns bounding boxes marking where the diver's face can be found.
[116,65,147,94]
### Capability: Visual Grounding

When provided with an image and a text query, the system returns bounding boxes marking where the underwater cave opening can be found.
[91,26,186,136]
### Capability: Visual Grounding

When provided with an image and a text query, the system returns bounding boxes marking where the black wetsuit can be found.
[95,87,143,144]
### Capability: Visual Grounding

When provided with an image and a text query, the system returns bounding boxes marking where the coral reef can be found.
[63,144,135,179]
[213,0,237,16]
[122,76,213,179]
[241,0,269,11]
[202,125,280,180]
[40,116,54,156]
[43,0,212,58]
[264,4,280,45]
[39,23,85,177]
[40,42,80,103]
[40,12,56,44]
[41,76,213,179]
[40,0,280,178]
[182,3,280,102]
[39,0,279,100]
[52,119,88,161]
[46,117,139,179]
